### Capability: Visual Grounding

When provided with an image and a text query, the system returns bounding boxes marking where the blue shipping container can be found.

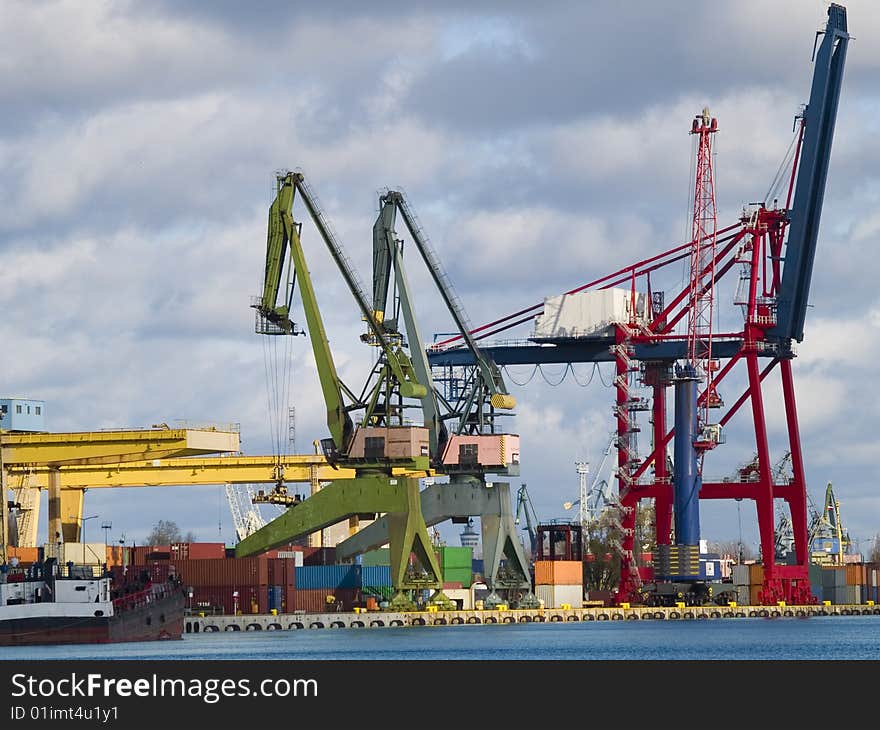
[295,565,362,589]
[472,559,484,575]
[361,566,392,588]
[268,586,283,611]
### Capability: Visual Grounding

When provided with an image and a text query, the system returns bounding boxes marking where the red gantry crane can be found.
[428,4,850,607]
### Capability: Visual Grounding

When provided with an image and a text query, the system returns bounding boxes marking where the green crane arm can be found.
[258,173,353,453]
[372,198,445,458]
[289,172,427,401]
[388,190,515,411]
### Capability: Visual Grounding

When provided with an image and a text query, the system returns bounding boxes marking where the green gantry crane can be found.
[333,189,539,609]
[237,170,449,611]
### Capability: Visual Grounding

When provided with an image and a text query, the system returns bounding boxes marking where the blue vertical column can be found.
[672,364,701,578]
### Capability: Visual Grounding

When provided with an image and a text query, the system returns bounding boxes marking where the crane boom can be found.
[254,173,354,453]
[291,173,426,400]
[389,191,515,410]
[770,4,849,346]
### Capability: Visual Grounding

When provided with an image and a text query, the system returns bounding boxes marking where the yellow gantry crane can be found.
[1,425,241,561]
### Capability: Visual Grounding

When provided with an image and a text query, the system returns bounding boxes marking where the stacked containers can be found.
[291,564,362,612]
[731,563,763,605]
[534,560,583,609]
[172,557,269,614]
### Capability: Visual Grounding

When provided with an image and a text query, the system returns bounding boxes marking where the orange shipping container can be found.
[749,584,763,605]
[534,560,583,586]
[845,563,866,586]
[6,546,39,564]
[748,563,764,585]
[289,588,360,613]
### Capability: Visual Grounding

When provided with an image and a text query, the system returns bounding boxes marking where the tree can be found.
[145,520,198,545]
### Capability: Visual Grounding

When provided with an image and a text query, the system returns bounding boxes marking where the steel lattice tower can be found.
[687,108,720,430]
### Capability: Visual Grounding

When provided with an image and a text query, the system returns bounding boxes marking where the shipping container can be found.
[821,566,846,588]
[131,545,170,565]
[266,558,295,588]
[361,548,390,567]
[732,564,751,586]
[736,585,751,606]
[361,565,392,588]
[301,547,338,566]
[534,560,583,586]
[845,563,866,586]
[441,567,473,588]
[437,546,473,569]
[295,564,362,590]
[536,583,583,609]
[170,542,226,560]
[172,557,269,588]
[748,563,764,585]
[289,587,361,613]
[472,558,484,577]
[5,546,39,565]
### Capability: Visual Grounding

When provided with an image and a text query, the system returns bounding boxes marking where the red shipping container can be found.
[302,547,337,566]
[132,545,170,565]
[267,559,295,588]
[172,557,269,588]
[170,542,226,560]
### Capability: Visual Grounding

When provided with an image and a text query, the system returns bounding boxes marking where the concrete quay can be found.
[185,602,880,633]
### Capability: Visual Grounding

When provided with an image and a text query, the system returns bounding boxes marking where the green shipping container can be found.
[439,547,472,570]
[443,567,473,587]
[362,548,390,567]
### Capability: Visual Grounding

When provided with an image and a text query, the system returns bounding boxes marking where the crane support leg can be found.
[60,488,86,543]
[746,353,781,604]
[336,477,531,592]
[47,469,62,558]
[780,358,815,604]
[235,475,442,592]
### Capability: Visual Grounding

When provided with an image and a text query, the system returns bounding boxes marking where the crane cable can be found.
[261,330,296,471]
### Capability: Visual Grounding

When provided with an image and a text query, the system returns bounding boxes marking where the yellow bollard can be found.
[675,602,685,609]
[868,600,875,606]
[270,608,278,616]
[777,600,786,607]
[729,601,737,608]
[621,602,630,609]
[823,600,831,606]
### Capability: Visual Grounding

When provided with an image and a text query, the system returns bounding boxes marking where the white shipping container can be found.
[533,289,648,339]
[536,583,583,609]
[56,542,107,566]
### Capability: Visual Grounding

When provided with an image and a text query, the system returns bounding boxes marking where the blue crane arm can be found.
[770,3,849,346]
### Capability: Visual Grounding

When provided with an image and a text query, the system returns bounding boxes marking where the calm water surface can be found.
[3,615,880,661]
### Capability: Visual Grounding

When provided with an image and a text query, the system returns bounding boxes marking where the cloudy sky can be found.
[3,0,878,558]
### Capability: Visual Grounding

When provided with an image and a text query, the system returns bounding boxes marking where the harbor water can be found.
[3,615,879,661]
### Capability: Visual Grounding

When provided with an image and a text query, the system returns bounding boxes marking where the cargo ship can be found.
[0,557,186,646]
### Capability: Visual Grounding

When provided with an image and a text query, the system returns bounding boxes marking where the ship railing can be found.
[112,581,177,613]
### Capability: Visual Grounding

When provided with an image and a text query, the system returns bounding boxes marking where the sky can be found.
[2,0,879,558]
